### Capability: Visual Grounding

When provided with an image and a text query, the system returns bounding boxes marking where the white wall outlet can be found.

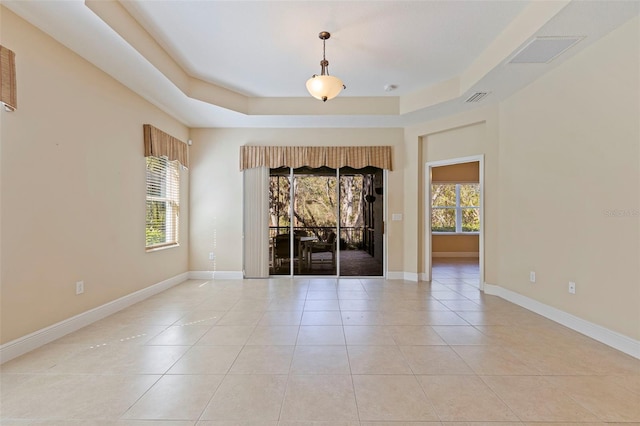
[75,280,84,295]
[568,281,576,294]
[529,271,536,283]
[209,252,215,260]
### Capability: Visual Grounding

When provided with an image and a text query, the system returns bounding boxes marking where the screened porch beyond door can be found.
[269,166,384,277]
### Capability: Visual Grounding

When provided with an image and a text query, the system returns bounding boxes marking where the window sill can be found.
[146,243,180,253]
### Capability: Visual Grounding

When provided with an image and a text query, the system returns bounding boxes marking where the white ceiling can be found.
[124,1,527,97]
[4,1,639,128]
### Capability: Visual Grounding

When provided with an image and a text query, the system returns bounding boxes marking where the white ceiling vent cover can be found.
[465,92,489,103]
[509,36,583,64]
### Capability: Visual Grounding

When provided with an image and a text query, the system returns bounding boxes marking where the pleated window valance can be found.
[240,145,392,171]
[0,45,17,111]
[143,124,189,168]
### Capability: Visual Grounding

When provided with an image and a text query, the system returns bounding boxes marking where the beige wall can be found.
[0,8,189,344]
[404,16,639,340]
[188,128,404,273]
[432,235,479,254]
[497,17,639,339]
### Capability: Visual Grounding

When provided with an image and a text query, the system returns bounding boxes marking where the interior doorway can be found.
[269,166,384,277]
[425,155,484,288]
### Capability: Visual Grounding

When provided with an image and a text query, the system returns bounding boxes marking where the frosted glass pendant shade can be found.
[306,75,344,102]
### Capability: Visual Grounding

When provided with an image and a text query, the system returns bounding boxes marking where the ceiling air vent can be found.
[465,92,489,103]
[509,36,583,64]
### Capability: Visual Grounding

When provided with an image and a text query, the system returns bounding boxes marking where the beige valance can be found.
[0,45,17,111]
[240,146,392,171]
[143,124,189,168]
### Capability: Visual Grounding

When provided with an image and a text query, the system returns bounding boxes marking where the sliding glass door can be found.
[293,169,337,276]
[339,167,384,276]
[269,168,292,276]
[268,166,383,277]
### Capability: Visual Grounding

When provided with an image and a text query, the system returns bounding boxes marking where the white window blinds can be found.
[243,166,270,278]
[146,156,180,249]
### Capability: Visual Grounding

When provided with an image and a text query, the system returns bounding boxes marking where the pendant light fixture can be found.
[306,31,346,102]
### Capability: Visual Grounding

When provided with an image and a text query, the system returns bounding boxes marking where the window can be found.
[431,183,479,233]
[146,156,180,249]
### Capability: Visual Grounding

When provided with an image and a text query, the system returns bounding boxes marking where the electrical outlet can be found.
[76,281,84,295]
[568,281,576,294]
[529,271,536,283]
[209,252,215,260]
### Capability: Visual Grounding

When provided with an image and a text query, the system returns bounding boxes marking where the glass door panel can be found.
[294,168,337,276]
[339,167,383,276]
[269,168,292,275]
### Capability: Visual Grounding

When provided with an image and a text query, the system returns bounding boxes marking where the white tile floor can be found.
[1,259,639,424]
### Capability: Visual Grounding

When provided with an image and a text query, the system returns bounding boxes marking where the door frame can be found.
[424,155,484,288]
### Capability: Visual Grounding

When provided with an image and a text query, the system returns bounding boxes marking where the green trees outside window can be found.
[431,183,479,232]
[146,156,180,248]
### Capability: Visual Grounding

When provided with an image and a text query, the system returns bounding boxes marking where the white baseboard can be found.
[0,272,189,364]
[387,271,419,282]
[484,283,640,359]
[404,272,419,282]
[419,273,430,282]
[386,271,404,280]
[189,271,243,280]
[213,271,244,279]
[432,252,479,258]
[189,271,214,280]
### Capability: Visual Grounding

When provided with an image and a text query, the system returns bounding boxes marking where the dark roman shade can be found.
[0,45,17,111]
[240,145,392,171]
[143,124,189,168]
